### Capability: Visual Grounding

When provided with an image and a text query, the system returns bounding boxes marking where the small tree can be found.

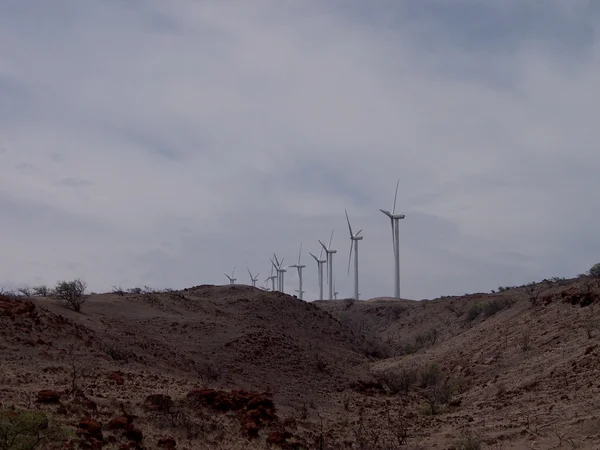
[53,279,87,312]
[32,286,50,297]
[589,263,600,286]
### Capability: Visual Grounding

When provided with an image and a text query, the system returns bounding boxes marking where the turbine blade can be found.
[309,252,318,262]
[273,254,280,266]
[328,229,334,247]
[345,209,353,236]
[393,179,399,214]
[247,267,252,278]
[298,242,303,264]
[318,240,328,252]
[232,266,236,277]
[356,229,363,235]
[380,209,393,218]
[318,244,324,259]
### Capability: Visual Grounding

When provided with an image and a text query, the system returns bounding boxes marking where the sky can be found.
[1,0,600,300]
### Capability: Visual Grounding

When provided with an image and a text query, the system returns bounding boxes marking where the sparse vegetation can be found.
[0,406,67,449]
[585,318,600,339]
[415,327,439,347]
[111,285,126,296]
[190,360,222,384]
[16,288,31,298]
[483,298,512,318]
[102,343,133,362]
[32,286,50,297]
[452,431,482,450]
[374,367,417,395]
[466,304,483,323]
[519,330,531,351]
[589,263,600,286]
[53,279,87,312]
[525,282,543,306]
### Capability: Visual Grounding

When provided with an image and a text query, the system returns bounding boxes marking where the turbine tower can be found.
[333,277,339,300]
[318,230,337,301]
[224,266,236,285]
[271,254,288,293]
[345,209,363,301]
[247,268,259,287]
[309,247,327,301]
[289,243,306,300]
[265,266,277,291]
[380,180,406,299]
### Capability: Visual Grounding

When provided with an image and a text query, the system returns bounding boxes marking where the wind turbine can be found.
[265,266,277,291]
[333,277,339,300]
[289,243,306,300]
[318,230,337,301]
[224,266,236,285]
[247,268,259,287]
[345,209,363,301]
[271,254,288,293]
[309,247,327,301]
[380,180,406,299]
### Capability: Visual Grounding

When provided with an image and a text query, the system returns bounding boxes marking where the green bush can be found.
[0,407,66,449]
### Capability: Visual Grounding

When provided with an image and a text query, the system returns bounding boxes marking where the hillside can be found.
[1,277,600,449]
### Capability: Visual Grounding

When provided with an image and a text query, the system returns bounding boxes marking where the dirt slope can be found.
[0,285,370,449]
[2,277,600,449]
[317,277,600,449]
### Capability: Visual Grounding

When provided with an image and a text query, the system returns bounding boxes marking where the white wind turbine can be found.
[224,266,236,285]
[309,247,327,301]
[318,230,337,301]
[247,268,259,287]
[271,254,288,293]
[265,266,277,291]
[380,180,406,299]
[333,277,339,300]
[345,209,363,301]
[289,243,306,300]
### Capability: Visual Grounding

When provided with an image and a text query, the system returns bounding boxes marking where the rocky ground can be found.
[1,277,600,449]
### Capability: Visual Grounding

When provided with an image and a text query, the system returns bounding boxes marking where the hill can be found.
[1,277,600,449]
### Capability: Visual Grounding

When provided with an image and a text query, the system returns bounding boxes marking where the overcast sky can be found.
[1,0,600,300]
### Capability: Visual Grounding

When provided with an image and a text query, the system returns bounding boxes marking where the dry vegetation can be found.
[1,273,600,448]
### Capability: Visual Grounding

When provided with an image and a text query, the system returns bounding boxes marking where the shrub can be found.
[452,432,482,450]
[418,364,457,415]
[589,263,600,286]
[127,287,142,294]
[17,288,32,298]
[374,368,417,395]
[32,286,50,297]
[415,328,439,347]
[53,279,87,312]
[0,406,67,449]
[465,304,482,323]
[111,286,126,296]
[482,298,511,318]
[525,283,542,306]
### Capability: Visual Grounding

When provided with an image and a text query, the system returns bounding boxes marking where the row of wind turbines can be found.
[225,181,406,301]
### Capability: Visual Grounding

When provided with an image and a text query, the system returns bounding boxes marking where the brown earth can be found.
[1,277,600,449]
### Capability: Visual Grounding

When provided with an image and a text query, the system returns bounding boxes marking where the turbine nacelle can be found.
[379,209,405,220]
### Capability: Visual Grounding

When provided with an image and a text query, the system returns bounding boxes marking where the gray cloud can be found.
[56,177,92,187]
[0,0,599,299]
